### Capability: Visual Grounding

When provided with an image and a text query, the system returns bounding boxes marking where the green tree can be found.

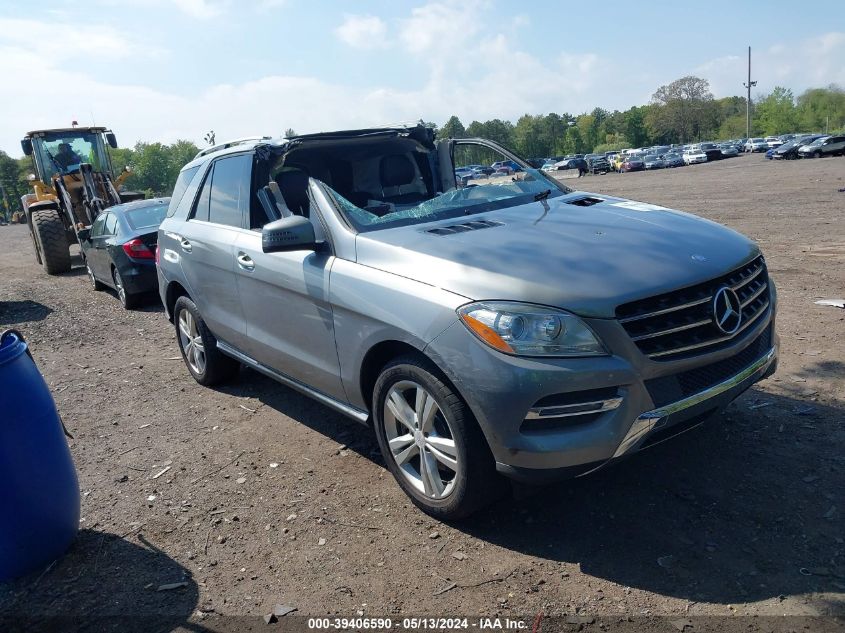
[796,85,845,132]
[649,75,717,143]
[755,87,797,135]
[438,116,466,139]
[479,119,515,148]
[718,114,749,139]
[169,139,200,173]
[562,125,584,155]
[624,107,650,147]
[512,114,549,158]
[0,151,28,218]
[576,114,596,152]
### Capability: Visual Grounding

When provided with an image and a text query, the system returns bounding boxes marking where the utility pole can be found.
[742,46,757,139]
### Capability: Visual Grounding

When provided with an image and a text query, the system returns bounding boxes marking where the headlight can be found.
[457,301,607,357]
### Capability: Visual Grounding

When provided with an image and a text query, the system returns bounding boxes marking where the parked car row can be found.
[455,160,522,184]
[765,134,845,159]
[65,124,779,519]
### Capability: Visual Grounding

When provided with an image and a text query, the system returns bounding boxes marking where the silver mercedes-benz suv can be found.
[157,125,777,518]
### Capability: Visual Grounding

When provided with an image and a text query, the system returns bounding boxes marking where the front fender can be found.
[329,258,468,409]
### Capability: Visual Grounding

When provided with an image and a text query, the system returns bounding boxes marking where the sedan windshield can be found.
[330,168,566,232]
[125,203,168,230]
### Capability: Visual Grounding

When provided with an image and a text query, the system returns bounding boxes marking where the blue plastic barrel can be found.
[0,330,79,581]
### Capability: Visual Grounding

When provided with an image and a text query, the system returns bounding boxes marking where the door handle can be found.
[180,238,192,253]
[236,252,255,271]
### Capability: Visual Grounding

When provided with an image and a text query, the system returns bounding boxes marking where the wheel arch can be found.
[25,201,60,226]
[358,339,473,416]
[165,280,191,323]
[359,340,424,414]
[357,337,485,440]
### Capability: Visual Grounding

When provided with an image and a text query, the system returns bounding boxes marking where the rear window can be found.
[208,155,250,228]
[166,166,200,218]
[125,203,168,230]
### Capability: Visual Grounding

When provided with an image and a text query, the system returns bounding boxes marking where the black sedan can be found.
[79,198,170,308]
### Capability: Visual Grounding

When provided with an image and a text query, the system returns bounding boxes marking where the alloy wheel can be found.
[382,380,459,499]
[113,269,126,304]
[178,309,206,375]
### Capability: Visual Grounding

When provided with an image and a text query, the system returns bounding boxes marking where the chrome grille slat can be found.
[630,318,713,342]
[732,264,764,291]
[619,296,710,324]
[648,300,770,358]
[616,255,770,361]
[741,281,768,308]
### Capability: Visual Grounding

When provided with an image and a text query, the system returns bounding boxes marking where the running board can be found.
[216,341,370,424]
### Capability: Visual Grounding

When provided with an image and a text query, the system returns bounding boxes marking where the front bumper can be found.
[425,305,778,484]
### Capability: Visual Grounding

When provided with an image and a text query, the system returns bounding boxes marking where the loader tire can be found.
[31,208,71,274]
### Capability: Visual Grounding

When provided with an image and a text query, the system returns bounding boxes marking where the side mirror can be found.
[77,228,91,242]
[105,132,118,148]
[21,139,33,156]
[262,215,316,253]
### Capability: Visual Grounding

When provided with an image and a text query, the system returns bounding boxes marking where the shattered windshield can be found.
[330,168,565,232]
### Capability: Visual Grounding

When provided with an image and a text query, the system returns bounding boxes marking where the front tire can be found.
[173,296,240,386]
[87,264,104,290]
[31,208,71,274]
[372,356,504,520]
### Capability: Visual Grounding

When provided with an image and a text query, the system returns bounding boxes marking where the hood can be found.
[355,192,759,319]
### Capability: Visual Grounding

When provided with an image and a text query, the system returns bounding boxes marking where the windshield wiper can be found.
[533,189,551,202]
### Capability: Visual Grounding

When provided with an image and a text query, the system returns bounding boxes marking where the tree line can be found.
[438,78,845,158]
[2,78,844,217]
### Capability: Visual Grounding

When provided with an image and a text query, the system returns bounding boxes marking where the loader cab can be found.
[22,127,115,182]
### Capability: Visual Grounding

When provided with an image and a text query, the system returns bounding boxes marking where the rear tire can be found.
[112,267,138,309]
[372,355,505,520]
[173,296,240,386]
[31,208,71,274]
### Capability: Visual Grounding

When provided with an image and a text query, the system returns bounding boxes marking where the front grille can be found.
[616,255,770,361]
[644,324,772,408]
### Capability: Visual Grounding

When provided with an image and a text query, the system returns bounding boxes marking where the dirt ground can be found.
[1,154,843,632]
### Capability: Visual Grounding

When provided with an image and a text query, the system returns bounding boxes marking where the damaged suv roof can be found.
[191,124,436,164]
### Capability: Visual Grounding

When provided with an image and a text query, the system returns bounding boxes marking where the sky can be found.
[1,0,844,156]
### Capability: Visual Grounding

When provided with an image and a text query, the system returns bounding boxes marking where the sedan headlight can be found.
[457,301,607,357]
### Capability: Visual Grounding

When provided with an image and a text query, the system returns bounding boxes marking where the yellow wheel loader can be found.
[20,126,144,274]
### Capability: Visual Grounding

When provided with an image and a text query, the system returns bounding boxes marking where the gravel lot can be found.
[1,154,843,631]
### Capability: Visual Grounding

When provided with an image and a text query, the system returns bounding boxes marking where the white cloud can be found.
[399,2,481,55]
[1,5,843,157]
[171,0,227,19]
[334,14,388,49]
[695,32,845,98]
[513,14,530,28]
[0,18,150,59]
[257,0,287,10]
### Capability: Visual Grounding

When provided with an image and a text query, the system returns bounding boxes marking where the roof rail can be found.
[194,136,273,159]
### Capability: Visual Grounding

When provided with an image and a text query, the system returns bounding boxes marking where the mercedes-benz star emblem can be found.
[712,286,742,334]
